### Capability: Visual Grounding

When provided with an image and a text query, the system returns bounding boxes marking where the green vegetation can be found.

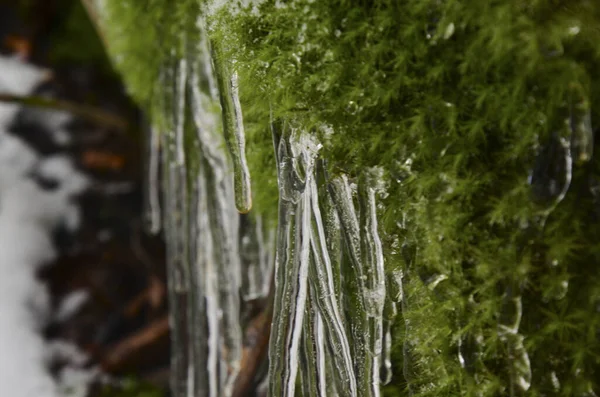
[98,378,163,397]
[103,0,600,395]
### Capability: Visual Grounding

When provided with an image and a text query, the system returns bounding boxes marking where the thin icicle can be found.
[268,124,315,397]
[188,144,211,397]
[324,340,340,397]
[328,175,371,396]
[358,170,386,397]
[198,155,222,397]
[380,299,397,385]
[208,160,243,397]
[308,174,358,396]
[211,41,252,214]
[299,291,327,397]
[397,243,416,396]
[190,55,244,396]
[316,160,343,307]
[144,125,161,234]
[162,134,191,397]
[158,54,194,397]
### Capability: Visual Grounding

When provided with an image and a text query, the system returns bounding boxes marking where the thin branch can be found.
[101,316,170,372]
[0,93,129,131]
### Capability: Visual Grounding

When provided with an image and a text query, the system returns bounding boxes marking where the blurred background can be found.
[0,1,169,396]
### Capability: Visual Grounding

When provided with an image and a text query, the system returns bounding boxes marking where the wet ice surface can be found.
[266,121,392,397]
[212,43,252,214]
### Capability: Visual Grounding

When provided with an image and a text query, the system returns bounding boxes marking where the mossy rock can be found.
[103,1,600,395]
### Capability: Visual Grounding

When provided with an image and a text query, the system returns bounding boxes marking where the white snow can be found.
[54,290,90,323]
[0,55,94,397]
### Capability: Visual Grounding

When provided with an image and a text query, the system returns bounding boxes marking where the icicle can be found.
[397,243,417,396]
[211,41,252,214]
[187,41,219,397]
[162,134,191,397]
[358,170,386,397]
[299,291,327,397]
[324,338,340,397]
[190,45,243,397]
[498,287,531,395]
[316,160,343,307]
[194,153,218,397]
[380,299,396,385]
[209,161,243,397]
[159,54,194,397]
[268,124,315,397]
[329,175,371,396]
[144,125,161,234]
[308,174,358,396]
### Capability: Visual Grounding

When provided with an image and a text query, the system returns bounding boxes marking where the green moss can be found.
[97,378,163,397]
[104,0,600,395]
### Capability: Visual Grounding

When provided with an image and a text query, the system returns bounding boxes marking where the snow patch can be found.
[0,55,93,397]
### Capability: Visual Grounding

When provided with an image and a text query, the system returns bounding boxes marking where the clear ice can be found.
[211,41,253,214]
[154,12,394,397]
[144,125,162,234]
[267,123,390,397]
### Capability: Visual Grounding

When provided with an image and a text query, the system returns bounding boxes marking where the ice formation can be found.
[152,21,395,395]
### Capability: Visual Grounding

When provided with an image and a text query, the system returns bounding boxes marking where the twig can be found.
[101,315,169,372]
[0,93,129,131]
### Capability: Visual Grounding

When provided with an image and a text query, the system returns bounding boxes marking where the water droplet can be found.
[443,22,455,40]
[346,101,359,115]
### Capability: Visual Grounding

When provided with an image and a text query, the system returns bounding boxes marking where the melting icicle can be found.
[212,41,252,214]
[316,160,343,306]
[309,173,358,396]
[162,137,191,397]
[358,170,386,397]
[381,271,401,385]
[380,299,397,385]
[144,125,161,234]
[186,30,244,396]
[299,291,327,397]
[329,175,371,396]
[159,54,193,397]
[498,287,531,395]
[191,69,244,397]
[268,124,315,397]
[397,242,417,396]
[194,152,218,397]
